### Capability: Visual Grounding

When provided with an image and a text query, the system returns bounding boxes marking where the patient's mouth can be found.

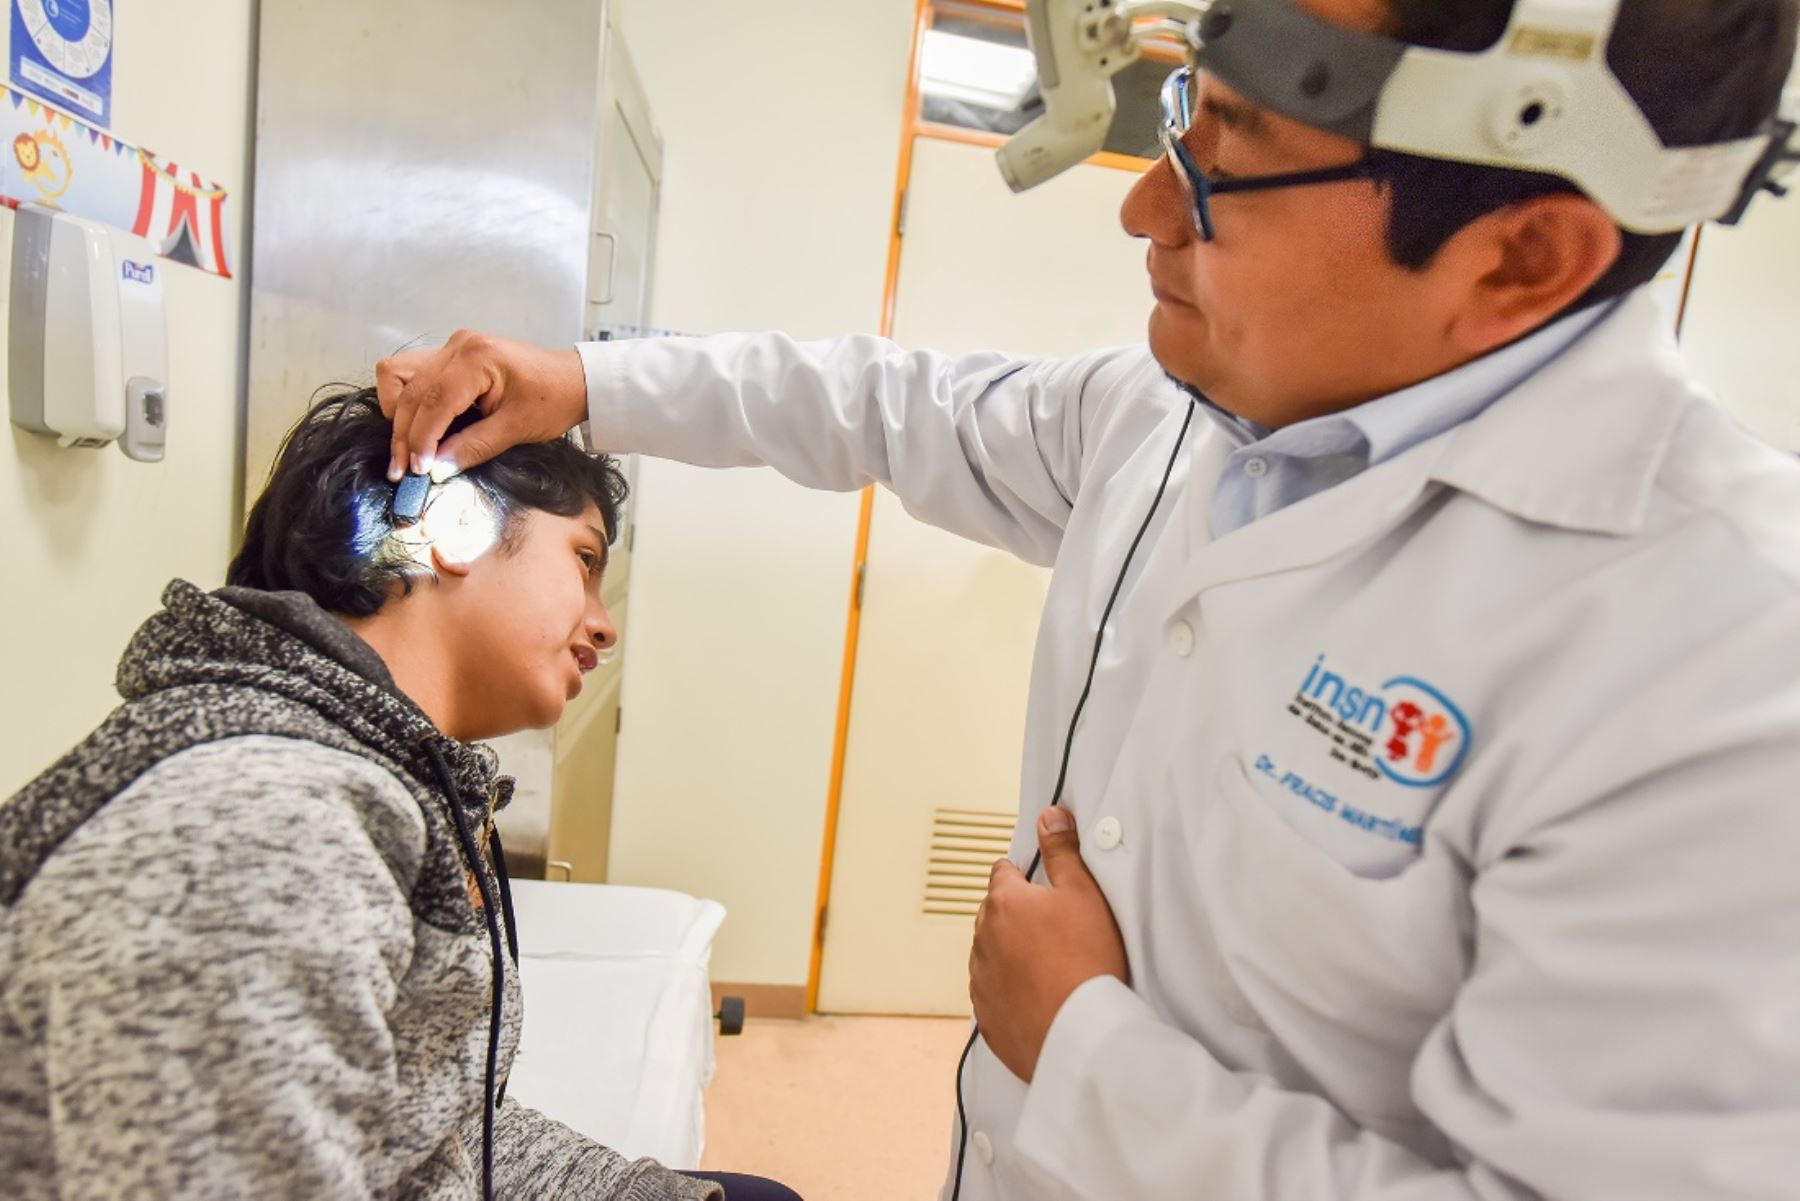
[571,645,598,675]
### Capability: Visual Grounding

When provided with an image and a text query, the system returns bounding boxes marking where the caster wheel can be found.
[716,995,746,1036]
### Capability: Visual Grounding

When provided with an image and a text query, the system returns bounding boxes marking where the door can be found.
[1680,201,1800,450]
[587,20,663,592]
[815,137,1150,1014]
[494,19,660,881]
[546,21,663,880]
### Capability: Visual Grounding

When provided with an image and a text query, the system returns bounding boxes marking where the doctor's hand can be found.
[376,330,588,482]
[970,806,1129,1084]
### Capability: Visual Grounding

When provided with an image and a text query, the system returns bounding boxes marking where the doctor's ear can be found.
[1443,193,1623,354]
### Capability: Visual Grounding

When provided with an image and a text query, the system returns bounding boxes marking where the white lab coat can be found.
[578,290,1800,1201]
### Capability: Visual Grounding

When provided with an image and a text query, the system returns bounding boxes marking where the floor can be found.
[699,1014,974,1201]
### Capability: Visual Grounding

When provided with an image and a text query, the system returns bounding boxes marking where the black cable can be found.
[949,400,1197,1200]
[424,738,505,1201]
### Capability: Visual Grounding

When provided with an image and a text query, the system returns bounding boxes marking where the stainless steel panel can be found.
[247,0,610,488]
[246,1,662,875]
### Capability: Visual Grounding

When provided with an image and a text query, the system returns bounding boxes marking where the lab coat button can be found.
[1244,455,1269,478]
[972,1131,994,1165]
[1094,816,1123,851]
[1168,620,1195,657]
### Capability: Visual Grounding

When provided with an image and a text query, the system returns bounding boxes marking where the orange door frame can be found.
[803,0,1152,1012]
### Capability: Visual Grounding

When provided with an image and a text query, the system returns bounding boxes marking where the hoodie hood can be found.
[117,580,507,810]
[3,580,510,917]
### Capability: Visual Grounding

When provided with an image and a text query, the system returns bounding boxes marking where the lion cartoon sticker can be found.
[12,128,72,204]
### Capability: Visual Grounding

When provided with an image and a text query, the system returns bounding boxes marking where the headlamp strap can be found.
[1721,117,1800,226]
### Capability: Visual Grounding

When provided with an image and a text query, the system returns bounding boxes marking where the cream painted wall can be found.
[818,139,1147,1014]
[1681,185,1800,452]
[0,3,254,796]
[604,0,915,986]
[1680,66,1800,450]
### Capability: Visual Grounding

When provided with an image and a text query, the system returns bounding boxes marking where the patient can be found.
[0,388,799,1201]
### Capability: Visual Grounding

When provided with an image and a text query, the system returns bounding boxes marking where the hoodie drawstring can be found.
[489,827,519,1108]
[489,827,520,966]
[423,737,513,1201]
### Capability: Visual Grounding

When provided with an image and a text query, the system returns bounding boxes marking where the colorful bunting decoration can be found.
[0,83,234,278]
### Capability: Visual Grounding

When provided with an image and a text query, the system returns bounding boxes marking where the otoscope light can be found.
[383,472,501,568]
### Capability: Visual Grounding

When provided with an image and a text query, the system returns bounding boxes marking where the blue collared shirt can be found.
[1201,302,1619,538]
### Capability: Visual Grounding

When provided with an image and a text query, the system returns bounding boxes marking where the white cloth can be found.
[576,290,1800,1201]
[504,880,725,1170]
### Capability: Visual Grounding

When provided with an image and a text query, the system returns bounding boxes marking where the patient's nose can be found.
[588,600,618,650]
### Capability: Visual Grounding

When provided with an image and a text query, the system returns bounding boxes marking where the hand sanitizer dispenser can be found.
[115,233,169,462]
[8,205,169,460]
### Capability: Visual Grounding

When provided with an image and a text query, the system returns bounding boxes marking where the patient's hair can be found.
[228,386,628,617]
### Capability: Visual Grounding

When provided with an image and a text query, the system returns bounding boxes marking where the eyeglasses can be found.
[1160,65,1376,241]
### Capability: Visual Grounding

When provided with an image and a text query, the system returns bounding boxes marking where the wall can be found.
[605,0,915,987]
[817,138,1148,1014]
[0,3,255,796]
[1681,166,1800,451]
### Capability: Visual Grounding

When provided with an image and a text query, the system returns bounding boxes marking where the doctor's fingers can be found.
[376,351,424,481]
[1035,811,1096,893]
[380,331,506,481]
[967,944,990,1018]
[975,861,1018,935]
[988,858,1028,892]
[378,343,458,477]
[374,348,424,416]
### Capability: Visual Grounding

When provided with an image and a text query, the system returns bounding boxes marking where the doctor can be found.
[381,0,1800,1197]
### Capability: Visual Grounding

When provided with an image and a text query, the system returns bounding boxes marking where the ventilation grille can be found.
[923,807,1016,917]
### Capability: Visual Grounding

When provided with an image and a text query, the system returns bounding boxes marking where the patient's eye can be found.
[578,548,606,580]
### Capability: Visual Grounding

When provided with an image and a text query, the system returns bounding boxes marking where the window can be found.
[918,2,1177,163]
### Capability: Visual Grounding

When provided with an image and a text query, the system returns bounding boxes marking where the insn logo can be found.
[1292,655,1472,789]
[122,260,155,285]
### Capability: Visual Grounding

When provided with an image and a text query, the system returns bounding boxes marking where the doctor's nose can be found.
[1121,154,1196,248]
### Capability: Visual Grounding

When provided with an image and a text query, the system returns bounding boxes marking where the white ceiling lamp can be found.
[919,29,1038,111]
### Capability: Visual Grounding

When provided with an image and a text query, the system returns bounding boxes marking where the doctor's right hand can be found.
[377,329,588,482]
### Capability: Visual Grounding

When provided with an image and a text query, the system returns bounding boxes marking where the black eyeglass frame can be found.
[1160,65,1378,241]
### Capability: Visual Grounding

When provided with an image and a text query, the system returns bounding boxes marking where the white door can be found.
[494,21,660,881]
[1679,200,1800,451]
[548,23,662,880]
[588,21,663,592]
[816,137,1150,1014]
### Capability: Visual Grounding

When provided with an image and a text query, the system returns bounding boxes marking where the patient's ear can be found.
[417,476,500,576]
[428,541,476,578]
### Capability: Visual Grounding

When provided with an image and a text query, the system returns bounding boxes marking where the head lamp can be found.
[1001,0,1798,233]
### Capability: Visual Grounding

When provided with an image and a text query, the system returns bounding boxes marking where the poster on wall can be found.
[9,0,112,128]
[0,84,232,278]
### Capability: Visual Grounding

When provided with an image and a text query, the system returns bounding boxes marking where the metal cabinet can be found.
[247,0,663,880]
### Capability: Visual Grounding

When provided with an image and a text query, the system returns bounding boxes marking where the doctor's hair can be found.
[228,385,628,617]
[1373,0,1797,312]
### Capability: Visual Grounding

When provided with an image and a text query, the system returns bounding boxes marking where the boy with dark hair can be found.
[0,389,797,1201]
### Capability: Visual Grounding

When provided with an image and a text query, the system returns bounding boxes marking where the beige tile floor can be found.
[699,1015,974,1201]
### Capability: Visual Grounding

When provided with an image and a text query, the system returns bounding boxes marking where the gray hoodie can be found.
[0,581,720,1201]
